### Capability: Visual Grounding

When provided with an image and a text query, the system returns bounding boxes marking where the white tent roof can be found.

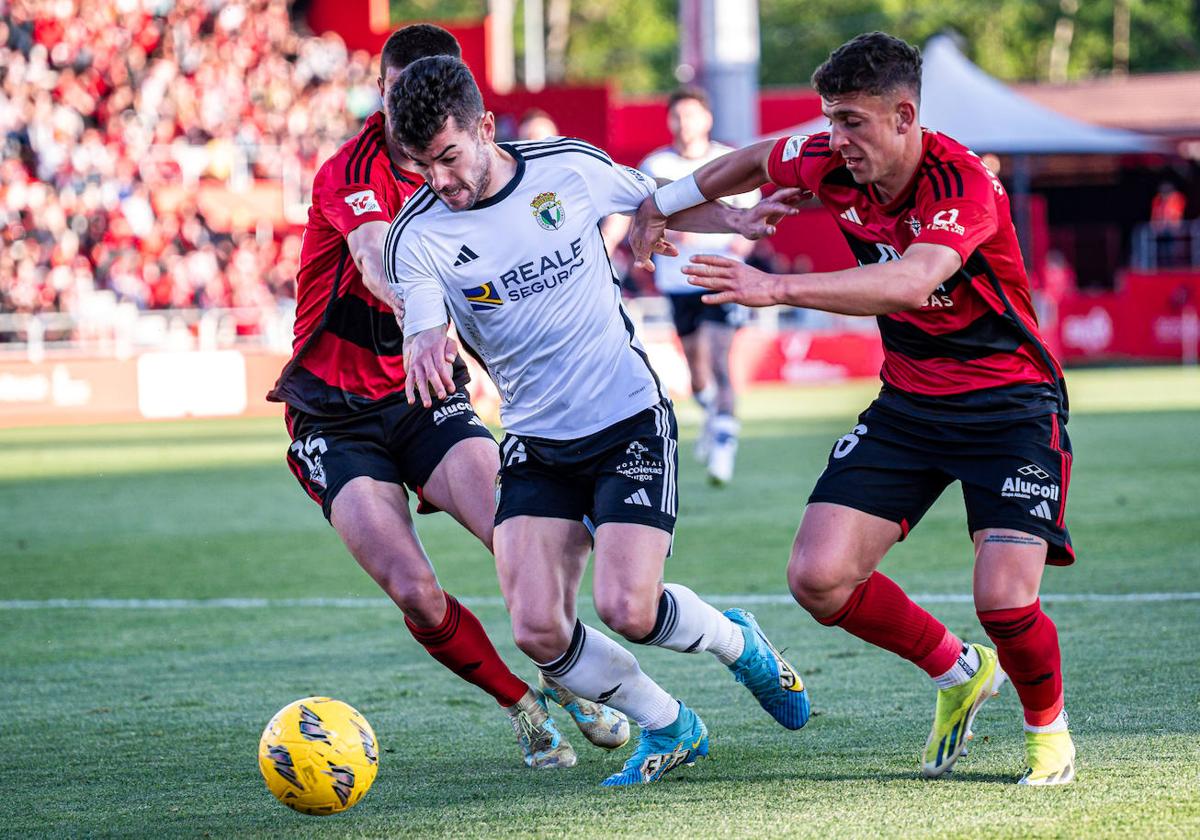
[772,35,1163,154]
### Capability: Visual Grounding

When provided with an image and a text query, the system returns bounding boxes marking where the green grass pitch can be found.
[2,367,1199,838]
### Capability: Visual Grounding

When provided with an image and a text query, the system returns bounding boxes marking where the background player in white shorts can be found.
[638,87,760,484]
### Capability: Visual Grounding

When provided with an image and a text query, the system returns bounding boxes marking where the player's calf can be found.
[978,598,1074,784]
[630,583,810,730]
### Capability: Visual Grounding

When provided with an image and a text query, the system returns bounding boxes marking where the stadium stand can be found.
[0,0,379,343]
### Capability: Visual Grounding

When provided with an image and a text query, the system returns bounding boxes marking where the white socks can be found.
[639,583,745,665]
[933,643,981,690]
[535,584,750,731]
[538,621,679,731]
[1025,709,1070,734]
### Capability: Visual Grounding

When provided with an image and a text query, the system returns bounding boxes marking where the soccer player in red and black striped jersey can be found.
[267,24,628,769]
[630,32,1077,785]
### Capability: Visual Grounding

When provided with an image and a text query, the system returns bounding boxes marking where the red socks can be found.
[817,575,1065,727]
[817,572,962,678]
[978,599,1064,727]
[405,592,528,708]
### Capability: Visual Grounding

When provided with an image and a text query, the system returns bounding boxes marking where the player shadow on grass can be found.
[664,765,1018,787]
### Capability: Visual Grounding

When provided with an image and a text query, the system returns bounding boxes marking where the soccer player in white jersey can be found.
[382,56,810,787]
[639,87,759,484]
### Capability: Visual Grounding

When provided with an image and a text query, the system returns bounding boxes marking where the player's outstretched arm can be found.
[666,187,806,238]
[629,140,777,270]
[347,221,404,323]
[684,243,964,315]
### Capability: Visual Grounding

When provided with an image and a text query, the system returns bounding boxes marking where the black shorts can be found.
[494,401,678,534]
[666,292,743,338]
[809,401,1075,564]
[285,391,496,521]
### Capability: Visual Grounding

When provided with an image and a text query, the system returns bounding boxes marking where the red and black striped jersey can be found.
[768,129,1066,420]
[268,111,467,416]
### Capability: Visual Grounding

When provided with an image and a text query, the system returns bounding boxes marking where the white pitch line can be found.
[1,592,1198,610]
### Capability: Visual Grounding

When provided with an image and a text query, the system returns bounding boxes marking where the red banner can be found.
[0,331,886,428]
[1054,271,1200,362]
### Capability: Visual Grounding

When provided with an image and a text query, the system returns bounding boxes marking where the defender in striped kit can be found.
[632,32,1076,785]
[268,25,629,772]
[386,56,810,787]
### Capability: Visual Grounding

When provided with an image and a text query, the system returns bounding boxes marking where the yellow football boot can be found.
[1018,729,1076,786]
[921,644,1006,778]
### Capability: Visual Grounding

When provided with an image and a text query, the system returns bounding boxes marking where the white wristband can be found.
[652,173,706,217]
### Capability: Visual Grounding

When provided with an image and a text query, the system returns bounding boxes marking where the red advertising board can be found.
[0,332,886,429]
[1054,271,1200,363]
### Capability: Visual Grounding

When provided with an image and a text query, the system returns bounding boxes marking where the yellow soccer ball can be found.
[258,697,380,816]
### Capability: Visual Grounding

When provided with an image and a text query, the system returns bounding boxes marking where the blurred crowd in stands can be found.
[0,0,381,330]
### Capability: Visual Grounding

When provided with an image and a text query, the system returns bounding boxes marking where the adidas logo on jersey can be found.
[840,207,863,225]
[1029,500,1053,520]
[624,488,652,507]
[453,244,479,266]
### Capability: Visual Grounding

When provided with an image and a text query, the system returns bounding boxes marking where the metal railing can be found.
[0,296,296,362]
[0,294,874,363]
[1132,220,1200,271]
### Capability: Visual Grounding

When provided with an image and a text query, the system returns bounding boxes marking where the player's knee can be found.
[511,614,572,664]
[381,570,444,624]
[595,592,657,642]
[787,544,851,613]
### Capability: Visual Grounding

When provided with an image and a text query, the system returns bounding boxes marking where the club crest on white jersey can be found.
[385,138,667,440]
[531,191,566,230]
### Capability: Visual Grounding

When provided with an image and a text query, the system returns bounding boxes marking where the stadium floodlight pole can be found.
[488,0,516,93]
[524,0,546,91]
[679,0,760,146]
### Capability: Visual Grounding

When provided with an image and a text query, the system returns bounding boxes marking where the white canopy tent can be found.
[765,35,1165,264]
[769,34,1163,155]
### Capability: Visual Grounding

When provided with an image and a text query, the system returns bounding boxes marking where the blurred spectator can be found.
[1034,249,1076,336]
[516,108,558,141]
[1151,181,1187,229]
[1150,181,1189,268]
[0,0,380,340]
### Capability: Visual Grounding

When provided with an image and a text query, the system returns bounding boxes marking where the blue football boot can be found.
[600,703,709,787]
[724,608,811,730]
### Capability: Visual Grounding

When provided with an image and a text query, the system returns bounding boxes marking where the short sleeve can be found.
[766,133,825,191]
[528,139,653,217]
[595,162,657,216]
[320,167,397,238]
[911,162,1000,263]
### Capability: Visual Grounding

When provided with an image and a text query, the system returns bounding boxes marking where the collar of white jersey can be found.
[469,143,525,211]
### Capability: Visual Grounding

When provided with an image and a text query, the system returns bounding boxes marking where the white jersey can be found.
[639,143,760,294]
[385,137,666,440]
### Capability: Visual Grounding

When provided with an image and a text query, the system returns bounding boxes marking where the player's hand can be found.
[735,187,808,239]
[390,294,455,363]
[629,195,671,272]
[403,326,457,408]
[683,254,782,308]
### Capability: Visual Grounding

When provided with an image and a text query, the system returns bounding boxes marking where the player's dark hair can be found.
[811,32,922,100]
[380,23,462,75]
[667,85,711,112]
[387,56,484,151]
